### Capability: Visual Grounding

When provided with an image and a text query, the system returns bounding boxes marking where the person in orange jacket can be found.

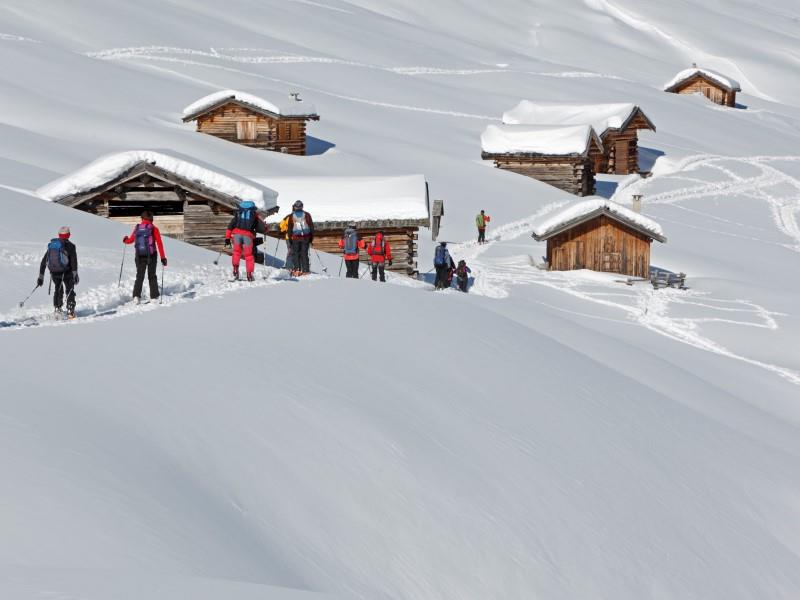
[366,230,392,282]
[122,210,167,303]
[476,209,491,244]
[338,223,366,278]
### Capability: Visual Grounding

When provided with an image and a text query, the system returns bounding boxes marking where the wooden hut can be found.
[663,66,741,107]
[182,90,320,155]
[502,101,656,175]
[37,151,279,254]
[257,175,436,276]
[531,197,666,278]
[481,124,603,196]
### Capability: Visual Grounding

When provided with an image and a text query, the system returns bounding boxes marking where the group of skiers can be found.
[32,205,489,316]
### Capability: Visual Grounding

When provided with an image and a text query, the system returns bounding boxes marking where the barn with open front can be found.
[664,66,741,107]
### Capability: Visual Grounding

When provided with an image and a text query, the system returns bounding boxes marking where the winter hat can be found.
[58,226,70,238]
[293,200,303,210]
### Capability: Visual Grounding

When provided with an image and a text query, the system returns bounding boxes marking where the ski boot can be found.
[53,307,64,320]
[246,272,255,282]
[232,268,240,281]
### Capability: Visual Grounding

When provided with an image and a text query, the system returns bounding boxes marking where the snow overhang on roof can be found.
[254,175,430,226]
[531,197,666,243]
[664,67,741,93]
[502,101,655,135]
[481,124,601,157]
[36,150,279,212]
[182,90,319,121]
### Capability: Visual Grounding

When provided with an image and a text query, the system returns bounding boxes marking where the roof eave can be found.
[531,207,666,243]
[182,97,319,122]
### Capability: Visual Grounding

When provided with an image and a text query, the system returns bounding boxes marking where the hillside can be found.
[1,2,800,599]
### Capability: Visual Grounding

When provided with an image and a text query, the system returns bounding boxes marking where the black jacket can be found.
[40,238,78,276]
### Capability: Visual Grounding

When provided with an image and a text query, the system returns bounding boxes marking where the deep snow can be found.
[1,1,800,599]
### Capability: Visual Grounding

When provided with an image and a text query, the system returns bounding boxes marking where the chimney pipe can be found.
[632,194,642,213]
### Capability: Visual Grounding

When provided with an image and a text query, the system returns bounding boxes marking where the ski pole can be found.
[159,263,165,305]
[360,261,370,279]
[313,248,328,274]
[273,236,280,268]
[118,244,127,287]
[212,251,223,265]
[48,275,52,296]
[18,284,40,308]
[338,257,344,277]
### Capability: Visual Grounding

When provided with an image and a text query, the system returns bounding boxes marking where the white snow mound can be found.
[664,67,742,92]
[532,196,664,239]
[502,101,644,135]
[183,90,317,118]
[481,124,595,155]
[37,151,278,210]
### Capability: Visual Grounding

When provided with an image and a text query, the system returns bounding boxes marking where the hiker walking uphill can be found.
[279,213,294,272]
[433,241,455,290]
[225,200,267,281]
[37,226,79,318]
[475,210,490,244]
[455,259,471,293]
[123,211,167,303]
[366,230,392,282]
[287,200,314,276]
[338,223,366,278]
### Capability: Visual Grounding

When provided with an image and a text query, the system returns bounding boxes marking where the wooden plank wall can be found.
[111,215,185,239]
[546,215,652,278]
[196,103,309,154]
[674,78,736,106]
[183,201,235,252]
[492,157,595,196]
[601,130,640,175]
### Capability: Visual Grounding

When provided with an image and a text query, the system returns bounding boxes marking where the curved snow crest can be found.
[481,124,595,155]
[502,100,638,134]
[532,197,664,239]
[182,89,316,118]
[36,151,278,210]
[664,67,742,92]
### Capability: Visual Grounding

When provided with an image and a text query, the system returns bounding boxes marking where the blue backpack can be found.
[46,238,70,273]
[343,228,358,254]
[434,245,449,267]
[235,201,257,231]
[134,223,156,257]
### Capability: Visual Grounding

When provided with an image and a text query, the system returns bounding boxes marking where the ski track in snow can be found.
[450,197,800,386]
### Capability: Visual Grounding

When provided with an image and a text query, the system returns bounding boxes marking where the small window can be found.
[236,120,257,141]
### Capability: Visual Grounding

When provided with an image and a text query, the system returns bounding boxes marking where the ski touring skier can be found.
[279,214,294,272]
[338,223,365,278]
[225,200,267,282]
[37,226,79,318]
[433,241,455,290]
[475,209,490,244]
[455,259,471,293]
[366,230,392,282]
[122,211,167,303]
[286,200,314,276]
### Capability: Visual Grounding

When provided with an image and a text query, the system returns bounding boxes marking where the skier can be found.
[366,230,392,282]
[455,259,471,293]
[475,209,491,244]
[279,213,293,272]
[122,211,167,302]
[37,226,79,318]
[433,241,455,290]
[286,200,314,276]
[224,200,267,281]
[338,223,365,278]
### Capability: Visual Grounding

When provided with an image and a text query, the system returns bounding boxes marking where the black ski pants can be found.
[133,254,159,299]
[457,275,469,292]
[291,239,310,273]
[371,262,386,282]
[52,271,76,311]
[477,228,486,244]
[345,259,360,278]
[435,265,450,289]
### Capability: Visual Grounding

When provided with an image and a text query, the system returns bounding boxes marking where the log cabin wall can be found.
[489,156,596,196]
[600,130,640,175]
[267,227,420,275]
[195,103,310,155]
[673,77,736,107]
[545,215,652,278]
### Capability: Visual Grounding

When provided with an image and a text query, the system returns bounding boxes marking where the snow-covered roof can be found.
[37,151,278,211]
[254,175,429,224]
[502,101,654,135]
[182,90,318,120]
[481,124,600,156]
[664,67,741,93]
[531,197,666,242]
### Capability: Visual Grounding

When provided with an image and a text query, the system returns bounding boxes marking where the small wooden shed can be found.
[258,175,435,276]
[481,124,603,196]
[37,151,279,254]
[502,101,656,175]
[182,90,319,155]
[531,197,666,278]
[664,66,741,107]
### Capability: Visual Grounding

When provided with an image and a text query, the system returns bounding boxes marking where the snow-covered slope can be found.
[1,2,800,599]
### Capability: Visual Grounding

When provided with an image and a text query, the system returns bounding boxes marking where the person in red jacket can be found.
[366,230,392,282]
[338,223,366,278]
[122,210,167,303]
[224,200,266,281]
